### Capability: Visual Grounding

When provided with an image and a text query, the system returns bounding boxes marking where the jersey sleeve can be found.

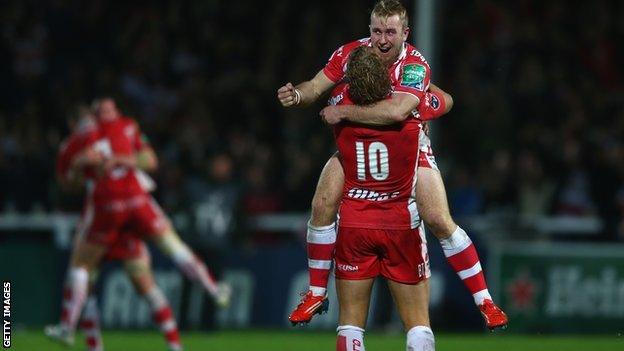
[130,120,149,151]
[418,91,446,121]
[322,45,347,83]
[394,57,431,102]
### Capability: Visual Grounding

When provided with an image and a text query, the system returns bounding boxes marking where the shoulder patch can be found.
[430,94,440,110]
[400,64,426,91]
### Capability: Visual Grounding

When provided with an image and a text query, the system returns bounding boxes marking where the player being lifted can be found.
[46,99,232,345]
[278,0,507,330]
[46,105,184,351]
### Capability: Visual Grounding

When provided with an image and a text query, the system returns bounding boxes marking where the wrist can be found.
[293,89,302,105]
[339,105,352,121]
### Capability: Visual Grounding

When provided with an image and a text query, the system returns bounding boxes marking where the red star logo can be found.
[505,270,539,313]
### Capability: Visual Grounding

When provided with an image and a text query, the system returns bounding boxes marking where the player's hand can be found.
[320,105,344,125]
[103,157,118,172]
[277,82,300,107]
[422,121,430,135]
[75,148,104,167]
[84,148,104,164]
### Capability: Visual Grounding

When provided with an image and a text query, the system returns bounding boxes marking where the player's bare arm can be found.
[105,147,158,172]
[277,70,335,107]
[320,92,419,125]
[71,147,104,169]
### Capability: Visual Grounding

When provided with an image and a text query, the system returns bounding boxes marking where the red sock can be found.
[80,296,103,351]
[440,227,492,305]
[153,307,181,350]
[145,287,182,351]
[61,267,89,332]
[307,222,336,296]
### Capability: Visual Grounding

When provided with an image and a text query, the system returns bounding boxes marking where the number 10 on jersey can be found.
[356,141,389,181]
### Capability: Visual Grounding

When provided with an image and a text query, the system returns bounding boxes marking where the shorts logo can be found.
[337,264,359,272]
[401,64,426,91]
[430,94,440,110]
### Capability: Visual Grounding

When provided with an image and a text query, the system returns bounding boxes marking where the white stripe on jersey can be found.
[408,137,421,229]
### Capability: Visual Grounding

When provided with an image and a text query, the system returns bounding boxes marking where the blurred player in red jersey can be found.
[279,0,507,330]
[47,99,231,345]
[331,46,434,350]
[47,105,183,351]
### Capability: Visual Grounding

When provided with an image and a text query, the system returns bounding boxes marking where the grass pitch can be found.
[11,329,623,351]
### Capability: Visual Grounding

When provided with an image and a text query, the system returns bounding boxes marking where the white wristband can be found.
[293,89,302,105]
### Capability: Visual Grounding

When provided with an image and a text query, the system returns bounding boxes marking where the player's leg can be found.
[124,246,182,351]
[333,226,381,350]
[416,162,507,329]
[46,241,107,345]
[309,153,343,295]
[289,153,344,324]
[65,241,107,332]
[335,278,373,351]
[387,279,435,351]
[80,273,103,351]
[152,228,231,306]
[138,196,231,307]
[53,202,123,342]
[380,226,434,349]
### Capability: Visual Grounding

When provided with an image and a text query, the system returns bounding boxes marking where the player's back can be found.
[56,122,99,182]
[331,85,422,230]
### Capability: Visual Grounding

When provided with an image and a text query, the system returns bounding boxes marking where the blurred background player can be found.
[47,105,183,351]
[47,98,231,344]
[332,46,435,351]
[278,0,506,331]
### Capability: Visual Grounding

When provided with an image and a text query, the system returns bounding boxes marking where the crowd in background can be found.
[0,0,622,244]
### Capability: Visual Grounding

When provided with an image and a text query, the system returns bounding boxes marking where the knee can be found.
[423,211,456,238]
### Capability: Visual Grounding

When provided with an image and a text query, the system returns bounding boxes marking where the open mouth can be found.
[378,46,391,54]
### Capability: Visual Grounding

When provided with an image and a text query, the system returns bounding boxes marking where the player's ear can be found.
[403,27,410,40]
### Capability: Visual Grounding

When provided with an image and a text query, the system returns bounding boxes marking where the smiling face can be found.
[369,14,409,65]
[95,98,120,122]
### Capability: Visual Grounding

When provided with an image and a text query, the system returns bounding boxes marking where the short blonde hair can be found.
[347,47,392,105]
[371,0,409,28]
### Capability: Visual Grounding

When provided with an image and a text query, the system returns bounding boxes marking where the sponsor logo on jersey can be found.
[124,124,135,139]
[347,188,400,201]
[328,93,344,106]
[400,64,426,91]
[337,264,359,272]
[410,49,429,65]
[430,94,440,110]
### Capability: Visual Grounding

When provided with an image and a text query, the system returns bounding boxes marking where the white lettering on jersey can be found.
[347,187,399,201]
[410,49,429,65]
[328,92,344,106]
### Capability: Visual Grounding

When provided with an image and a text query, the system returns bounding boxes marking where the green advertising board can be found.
[490,242,624,334]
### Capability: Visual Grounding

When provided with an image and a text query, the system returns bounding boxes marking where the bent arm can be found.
[108,147,158,172]
[277,70,335,107]
[323,93,420,126]
[429,83,453,114]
